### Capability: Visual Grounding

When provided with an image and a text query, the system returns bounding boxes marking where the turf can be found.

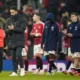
[0,72,80,80]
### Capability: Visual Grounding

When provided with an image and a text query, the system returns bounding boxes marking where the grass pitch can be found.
[0,72,80,80]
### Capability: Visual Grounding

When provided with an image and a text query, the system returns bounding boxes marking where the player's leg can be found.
[63,57,72,74]
[33,45,39,74]
[0,48,3,72]
[37,44,44,74]
[16,47,25,76]
[73,53,80,76]
[37,54,44,74]
[9,49,18,76]
[46,51,57,75]
[23,56,28,73]
[33,44,44,74]
[63,47,73,74]
[75,57,80,76]
[69,53,80,75]
[22,47,28,73]
[48,52,57,75]
[44,51,50,75]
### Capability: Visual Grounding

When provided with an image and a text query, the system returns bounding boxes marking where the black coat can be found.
[5,14,27,49]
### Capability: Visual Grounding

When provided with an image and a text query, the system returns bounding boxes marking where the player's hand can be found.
[35,33,41,37]
[30,33,35,36]
[8,25,14,30]
[67,33,73,37]
[28,40,31,45]
[41,44,44,49]
[62,29,67,35]
[38,33,42,36]
[4,46,8,50]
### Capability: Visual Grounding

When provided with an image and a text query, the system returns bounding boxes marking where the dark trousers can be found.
[11,47,24,73]
[0,48,3,72]
[27,45,33,60]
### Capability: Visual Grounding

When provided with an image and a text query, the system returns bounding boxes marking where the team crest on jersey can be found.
[69,27,72,30]
[51,26,54,31]
[75,26,78,30]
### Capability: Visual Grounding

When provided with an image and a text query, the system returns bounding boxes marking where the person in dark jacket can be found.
[67,12,80,76]
[5,6,27,76]
[41,13,59,75]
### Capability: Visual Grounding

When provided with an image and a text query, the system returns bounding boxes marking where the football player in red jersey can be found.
[30,13,44,75]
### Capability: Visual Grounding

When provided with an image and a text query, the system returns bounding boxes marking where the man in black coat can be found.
[41,13,59,75]
[5,6,27,76]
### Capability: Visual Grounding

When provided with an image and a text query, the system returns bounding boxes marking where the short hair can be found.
[70,12,78,16]
[10,6,17,11]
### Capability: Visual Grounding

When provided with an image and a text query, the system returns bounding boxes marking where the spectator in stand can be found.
[1,7,10,20]
[39,3,47,22]
[0,17,6,30]
[23,5,30,22]
[28,5,33,16]
[61,11,69,30]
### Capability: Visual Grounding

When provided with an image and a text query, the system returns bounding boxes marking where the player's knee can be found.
[45,55,49,62]
[36,53,42,58]
[49,54,55,61]
[23,56,27,60]
[36,56,41,62]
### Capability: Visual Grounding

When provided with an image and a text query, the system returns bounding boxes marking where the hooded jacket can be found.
[41,13,59,51]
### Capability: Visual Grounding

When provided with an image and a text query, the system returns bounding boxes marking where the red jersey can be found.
[0,29,5,47]
[31,22,44,45]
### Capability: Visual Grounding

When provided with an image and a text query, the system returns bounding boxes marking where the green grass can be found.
[0,72,80,80]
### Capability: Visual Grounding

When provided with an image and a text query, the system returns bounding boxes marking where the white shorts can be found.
[34,44,43,56]
[44,51,56,56]
[21,46,28,56]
